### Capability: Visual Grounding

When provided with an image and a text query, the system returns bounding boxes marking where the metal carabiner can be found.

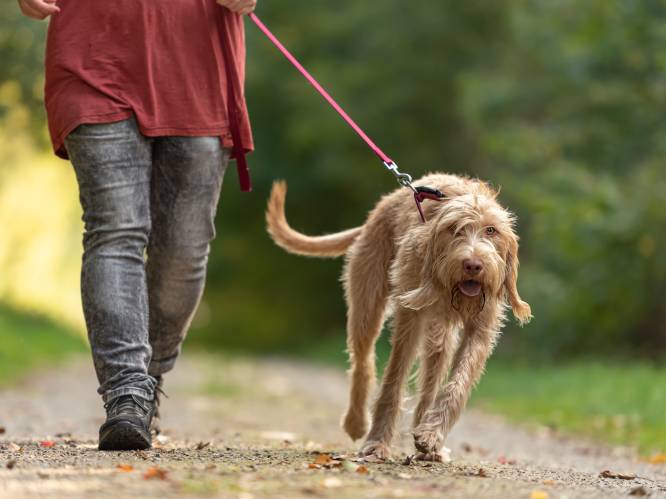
[383,161,417,193]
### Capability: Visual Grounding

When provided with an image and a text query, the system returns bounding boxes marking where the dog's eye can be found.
[485,226,497,236]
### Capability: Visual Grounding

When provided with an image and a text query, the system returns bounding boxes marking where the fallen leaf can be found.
[308,463,321,470]
[8,443,21,452]
[599,470,636,480]
[476,468,488,478]
[542,479,556,485]
[629,485,649,496]
[39,441,55,448]
[313,453,333,465]
[143,467,168,480]
[356,465,369,474]
[321,477,342,488]
[116,464,134,472]
[646,453,666,464]
[530,491,549,499]
[195,441,211,450]
[6,460,16,470]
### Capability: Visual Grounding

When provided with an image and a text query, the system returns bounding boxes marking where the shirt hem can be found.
[53,111,254,160]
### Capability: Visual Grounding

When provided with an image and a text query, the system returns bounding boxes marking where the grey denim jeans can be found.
[65,117,229,403]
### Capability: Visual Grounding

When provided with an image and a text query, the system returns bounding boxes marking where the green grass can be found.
[295,334,666,455]
[471,360,666,454]
[0,304,87,386]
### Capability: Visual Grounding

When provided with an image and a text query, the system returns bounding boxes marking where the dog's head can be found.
[399,188,532,325]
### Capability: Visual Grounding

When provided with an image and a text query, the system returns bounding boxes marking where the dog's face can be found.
[400,191,532,324]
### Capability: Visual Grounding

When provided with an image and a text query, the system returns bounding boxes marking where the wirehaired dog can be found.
[266,173,531,461]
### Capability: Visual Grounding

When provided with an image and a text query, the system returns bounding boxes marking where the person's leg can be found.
[65,118,157,406]
[146,136,229,379]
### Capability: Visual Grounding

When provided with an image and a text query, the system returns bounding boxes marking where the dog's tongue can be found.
[458,280,482,297]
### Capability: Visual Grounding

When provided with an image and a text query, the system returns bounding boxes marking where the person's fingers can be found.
[238,5,256,15]
[217,0,242,11]
[22,0,60,17]
[18,0,47,19]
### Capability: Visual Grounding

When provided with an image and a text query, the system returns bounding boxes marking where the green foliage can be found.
[0,6,48,144]
[471,359,666,454]
[0,305,87,385]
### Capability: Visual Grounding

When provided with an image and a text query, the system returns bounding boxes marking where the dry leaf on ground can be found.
[599,470,636,480]
[646,453,666,464]
[144,467,169,480]
[313,453,333,465]
[116,464,134,472]
[195,441,211,450]
[6,460,16,470]
[356,465,369,474]
[530,491,549,499]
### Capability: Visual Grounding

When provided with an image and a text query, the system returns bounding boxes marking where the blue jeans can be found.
[65,117,229,403]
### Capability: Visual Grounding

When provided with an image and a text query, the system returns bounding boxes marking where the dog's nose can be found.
[463,258,483,276]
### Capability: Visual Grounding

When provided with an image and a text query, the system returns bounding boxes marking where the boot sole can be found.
[99,420,152,451]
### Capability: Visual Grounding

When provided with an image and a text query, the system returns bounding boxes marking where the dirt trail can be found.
[1,355,664,498]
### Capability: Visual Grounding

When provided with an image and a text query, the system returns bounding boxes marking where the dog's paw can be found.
[359,440,391,461]
[342,409,368,441]
[413,425,444,455]
[415,446,452,463]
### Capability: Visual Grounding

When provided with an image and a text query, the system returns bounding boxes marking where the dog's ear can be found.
[504,235,532,325]
[397,224,440,311]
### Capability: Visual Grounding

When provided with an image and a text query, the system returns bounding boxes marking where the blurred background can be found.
[1,1,665,453]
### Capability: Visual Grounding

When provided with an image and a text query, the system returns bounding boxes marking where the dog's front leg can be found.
[360,308,422,460]
[412,326,497,457]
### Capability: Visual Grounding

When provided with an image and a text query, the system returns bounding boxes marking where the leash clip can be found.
[383,161,445,224]
[383,161,416,192]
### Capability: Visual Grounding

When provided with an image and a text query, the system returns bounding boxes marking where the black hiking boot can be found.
[98,394,154,451]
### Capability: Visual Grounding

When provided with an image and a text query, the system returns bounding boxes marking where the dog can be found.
[266,173,531,461]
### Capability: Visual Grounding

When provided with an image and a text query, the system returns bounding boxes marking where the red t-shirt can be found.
[44,0,253,161]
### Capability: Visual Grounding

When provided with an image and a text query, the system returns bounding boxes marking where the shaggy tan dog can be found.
[266,173,531,461]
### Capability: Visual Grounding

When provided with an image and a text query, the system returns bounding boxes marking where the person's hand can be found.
[216,0,257,16]
[17,0,60,20]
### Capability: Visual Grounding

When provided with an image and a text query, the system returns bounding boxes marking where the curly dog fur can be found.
[266,173,531,461]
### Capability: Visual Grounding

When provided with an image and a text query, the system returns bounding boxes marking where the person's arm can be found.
[17,0,60,20]
[216,0,257,16]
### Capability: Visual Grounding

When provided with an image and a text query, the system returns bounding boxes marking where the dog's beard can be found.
[451,286,486,314]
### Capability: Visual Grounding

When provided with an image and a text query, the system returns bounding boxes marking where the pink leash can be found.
[248,12,444,222]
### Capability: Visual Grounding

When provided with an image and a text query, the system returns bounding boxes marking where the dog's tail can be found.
[266,181,362,258]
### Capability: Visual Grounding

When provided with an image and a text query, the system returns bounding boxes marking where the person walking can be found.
[17,0,256,450]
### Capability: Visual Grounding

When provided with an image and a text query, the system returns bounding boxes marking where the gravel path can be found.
[0,355,664,498]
